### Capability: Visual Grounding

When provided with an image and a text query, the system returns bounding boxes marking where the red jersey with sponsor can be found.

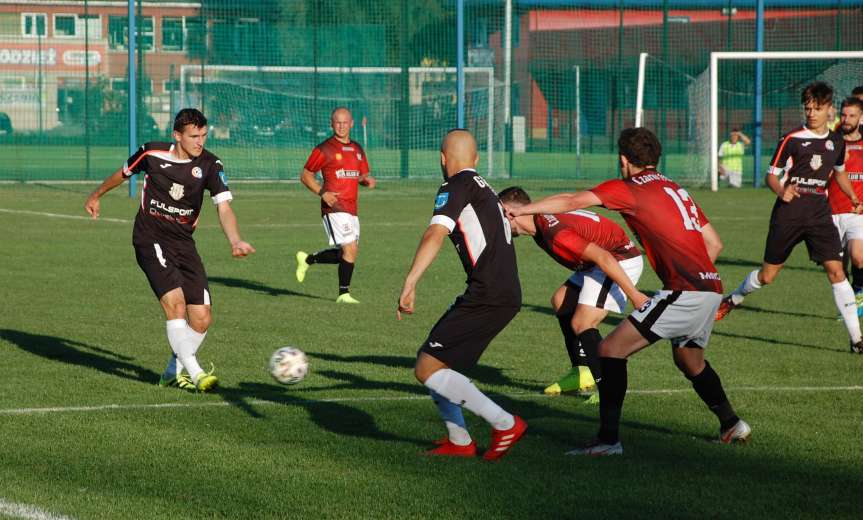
[304,136,370,216]
[590,169,722,293]
[828,138,863,214]
[532,210,640,272]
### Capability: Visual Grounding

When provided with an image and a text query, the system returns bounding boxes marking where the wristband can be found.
[318,187,325,196]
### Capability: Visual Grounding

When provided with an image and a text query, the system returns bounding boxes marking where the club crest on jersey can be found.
[826,140,834,151]
[435,192,449,209]
[810,154,823,171]
[335,153,343,161]
[191,166,203,178]
[169,182,185,201]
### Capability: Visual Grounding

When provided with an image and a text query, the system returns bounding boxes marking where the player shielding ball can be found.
[398,129,526,460]
[84,108,255,392]
[498,187,644,397]
[296,107,376,303]
[828,97,863,324]
[717,83,863,353]
[508,127,750,455]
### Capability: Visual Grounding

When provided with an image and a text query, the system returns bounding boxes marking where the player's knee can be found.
[189,313,211,333]
[759,271,776,285]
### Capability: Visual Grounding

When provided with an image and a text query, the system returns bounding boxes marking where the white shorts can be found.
[832,213,863,245]
[566,256,644,314]
[628,290,722,348]
[322,212,360,246]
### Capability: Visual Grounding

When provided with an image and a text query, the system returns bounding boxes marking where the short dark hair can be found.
[618,127,662,167]
[851,85,863,97]
[731,127,741,133]
[498,186,531,205]
[801,82,833,106]
[841,97,863,111]
[173,108,207,132]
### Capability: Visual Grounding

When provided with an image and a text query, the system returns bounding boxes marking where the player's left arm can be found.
[216,202,256,258]
[579,243,649,309]
[700,222,724,264]
[508,191,602,217]
[357,147,375,189]
[397,224,449,320]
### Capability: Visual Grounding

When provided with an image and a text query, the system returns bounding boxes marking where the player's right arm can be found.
[84,167,126,219]
[508,191,602,217]
[766,172,799,202]
[301,147,339,207]
[767,134,800,202]
[397,224,449,320]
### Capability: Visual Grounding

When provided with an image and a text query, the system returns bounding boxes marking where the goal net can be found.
[637,51,863,190]
[179,65,499,180]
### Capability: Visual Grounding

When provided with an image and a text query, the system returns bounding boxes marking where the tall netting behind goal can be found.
[179,65,500,180]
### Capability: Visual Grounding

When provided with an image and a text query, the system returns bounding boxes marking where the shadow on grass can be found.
[722,303,835,321]
[0,328,158,383]
[209,276,326,300]
[717,256,820,273]
[713,329,841,352]
[215,381,428,447]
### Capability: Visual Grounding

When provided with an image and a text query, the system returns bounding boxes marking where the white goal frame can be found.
[636,50,863,191]
[179,65,496,178]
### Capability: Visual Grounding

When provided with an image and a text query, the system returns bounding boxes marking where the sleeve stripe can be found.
[122,150,158,177]
[212,191,233,205]
[769,128,805,170]
[430,214,455,232]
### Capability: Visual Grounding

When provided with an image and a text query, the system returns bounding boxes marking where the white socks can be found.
[424,369,515,431]
[730,269,762,305]
[162,354,184,379]
[166,319,207,381]
[833,280,862,343]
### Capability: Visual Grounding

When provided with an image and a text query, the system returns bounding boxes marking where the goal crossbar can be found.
[709,51,863,191]
[179,65,496,178]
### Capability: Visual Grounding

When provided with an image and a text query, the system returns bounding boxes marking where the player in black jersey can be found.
[717,82,863,352]
[397,129,526,460]
[84,108,255,392]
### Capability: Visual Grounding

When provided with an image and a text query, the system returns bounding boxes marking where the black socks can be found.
[338,260,355,295]
[556,312,580,366]
[597,357,627,445]
[578,328,603,382]
[686,361,739,431]
[306,248,340,265]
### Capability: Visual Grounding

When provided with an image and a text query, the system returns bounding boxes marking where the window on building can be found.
[108,16,154,50]
[185,17,206,56]
[78,14,101,39]
[22,13,46,37]
[162,17,184,51]
[54,14,76,37]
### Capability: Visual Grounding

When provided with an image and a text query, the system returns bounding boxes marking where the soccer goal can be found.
[636,51,863,191]
[178,65,498,179]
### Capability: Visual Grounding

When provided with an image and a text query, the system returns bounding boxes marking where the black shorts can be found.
[419,297,519,371]
[133,235,211,305]
[763,203,842,265]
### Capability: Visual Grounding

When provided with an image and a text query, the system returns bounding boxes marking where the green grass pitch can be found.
[1,179,861,519]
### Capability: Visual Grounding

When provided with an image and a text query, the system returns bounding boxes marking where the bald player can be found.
[296,107,376,303]
[397,129,526,460]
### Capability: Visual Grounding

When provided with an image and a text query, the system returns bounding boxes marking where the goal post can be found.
[709,51,863,192]
[636,50,863,191]
[178,65,496,179]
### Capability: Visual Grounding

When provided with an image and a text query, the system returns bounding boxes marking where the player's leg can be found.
[336,240,359,303]
[544,282,583,395]
[571,304,608,392]
[296,215,343,282]
[718,262,783,320]
[416,302,525,460]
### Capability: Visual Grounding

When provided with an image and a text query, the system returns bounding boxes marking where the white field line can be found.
[0,207,421,228]
[0,499,74,520]
[1,385,862,416]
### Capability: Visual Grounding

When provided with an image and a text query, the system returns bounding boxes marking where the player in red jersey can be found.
[828,97,863,324]
[499,186,645,398]
[296,107,376,303]
[718,83,863,353]
[509,127,750,455]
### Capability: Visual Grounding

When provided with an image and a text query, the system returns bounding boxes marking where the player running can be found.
[84,108,255,392]
[828,97,863,325]
[717,83,863,353]
[499,186,644,397]
[296,107,376,303]
[508,127,750,455]
[397,129,526,460]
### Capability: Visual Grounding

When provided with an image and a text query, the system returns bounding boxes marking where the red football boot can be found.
[483,415,527,461]
[715,295,737,321]
[425,439,477,457]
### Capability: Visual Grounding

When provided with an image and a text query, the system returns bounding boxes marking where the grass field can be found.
[1,180,862,519]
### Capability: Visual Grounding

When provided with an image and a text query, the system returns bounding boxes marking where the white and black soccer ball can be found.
[268,347,309,385]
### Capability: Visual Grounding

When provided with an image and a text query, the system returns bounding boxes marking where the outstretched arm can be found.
[84,168,126,219]
[508,191,602,217]
[397,224,449,319]
[580,243,649,309]
[216,201,256,257]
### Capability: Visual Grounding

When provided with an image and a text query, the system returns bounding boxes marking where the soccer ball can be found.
[268,347,309,385]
